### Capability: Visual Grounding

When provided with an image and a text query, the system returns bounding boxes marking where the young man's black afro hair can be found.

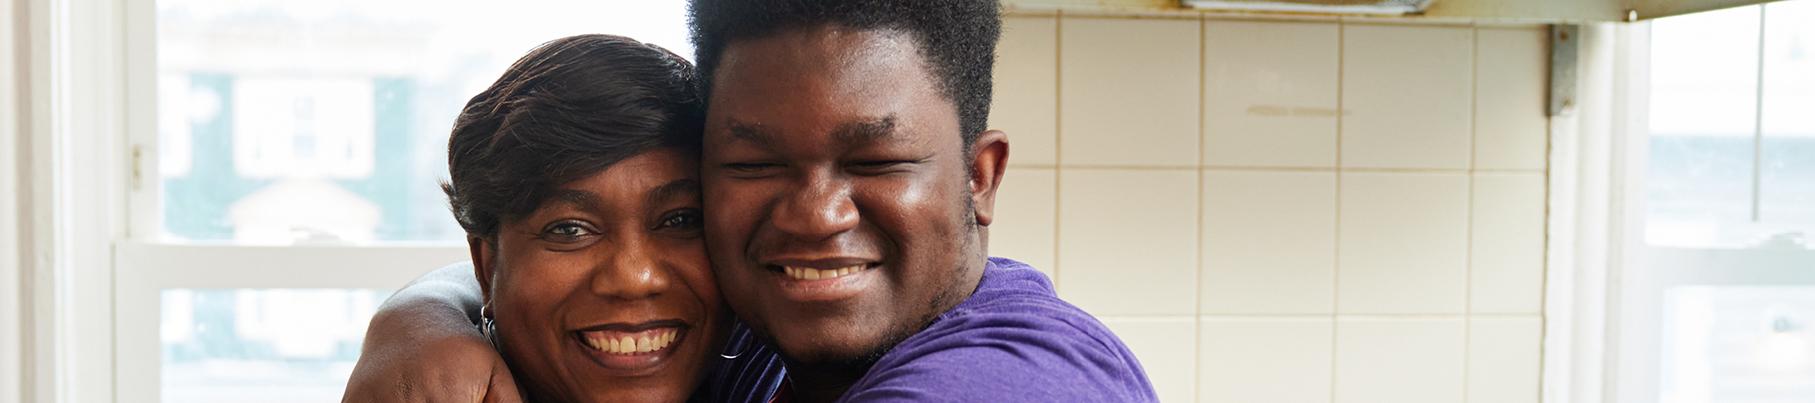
[688,0,1002,145]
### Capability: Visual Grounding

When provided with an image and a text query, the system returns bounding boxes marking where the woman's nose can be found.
[589,239,672,300]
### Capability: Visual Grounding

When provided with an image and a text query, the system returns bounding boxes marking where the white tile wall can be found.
[1470,173,1547,314]
[1200,318,1334,403]
[1467,317,1543,403]
[1059,17,1201,167]
[991,168,1058,278]
[993,15,1060,166]
[984,14,1551,403]
[1475,28,1551,171]
[1334,318,1467,403]
[1057,169,1199,316]
[1340,24,1475,170]
[1203,20,1340,168]
[1202,170,1336,314]
[1339,172,1470,314]
[1107,318,1200,403]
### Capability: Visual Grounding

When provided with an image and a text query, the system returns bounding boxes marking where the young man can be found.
[344,1,1156,401]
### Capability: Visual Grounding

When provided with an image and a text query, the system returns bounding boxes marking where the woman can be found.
[401,34,777,402]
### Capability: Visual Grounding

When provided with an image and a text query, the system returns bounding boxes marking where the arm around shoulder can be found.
[342,263,520,403]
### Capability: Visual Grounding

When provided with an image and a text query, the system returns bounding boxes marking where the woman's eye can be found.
[541,222,596,242]
[658,209,703,231]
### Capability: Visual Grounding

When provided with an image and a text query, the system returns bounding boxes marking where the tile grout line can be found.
[1051,12,1063,293]
[1193,14,1207,403]
[1329,20,1345,403]
[1196,313,1542,319]
[1463,23,1480,403]
[1042,164,1548,174]
[1060,165,1549,173]
[1535,25,1559,402]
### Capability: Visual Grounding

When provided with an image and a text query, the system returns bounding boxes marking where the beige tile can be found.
[1475,27,1550,171]
[1338,172,1469,314]
[1335,318,1466,403]
[1200,317,1334,403]
[1060,17,1201,167]
[1105,317,1197,403]
[1204,20,1339,168]
[994,15,1059,166]
[1202,170,1336,314]
[1471,173,1546,314]
[1058,169,1198,316]
[1341,24,1474,170]
[1467,316,1543,403]
[990,168,1057,279]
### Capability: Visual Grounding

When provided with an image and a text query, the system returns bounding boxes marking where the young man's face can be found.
[700,26,998,368]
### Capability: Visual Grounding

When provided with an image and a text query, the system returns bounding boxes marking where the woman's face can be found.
[476,148,724,402]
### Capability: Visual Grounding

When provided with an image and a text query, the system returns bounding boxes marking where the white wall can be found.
[1,0,25,398]
[985,12,1551,403]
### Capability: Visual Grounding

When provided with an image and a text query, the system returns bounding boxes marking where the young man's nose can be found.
[770,173,860,239]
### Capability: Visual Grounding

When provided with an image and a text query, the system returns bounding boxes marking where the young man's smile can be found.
[701,25,988,378]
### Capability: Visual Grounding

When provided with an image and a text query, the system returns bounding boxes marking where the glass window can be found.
[1760,1,1815,240]
[161,289,392,403]
[1646,2,1815,249]
[153,0,693,245]
[1637,4,1815,403]
[1645,6,1762,248]
[1660,286,1815,402]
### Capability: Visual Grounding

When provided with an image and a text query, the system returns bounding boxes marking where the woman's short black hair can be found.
[688,0,1001,145]
[443,34,703,238]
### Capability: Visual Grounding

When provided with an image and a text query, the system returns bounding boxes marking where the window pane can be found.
[1760,1,1815,243]
[1661,286,1815,403]
[1646,6,1762,248]
[162,289,392,403]
[154,1,693,244]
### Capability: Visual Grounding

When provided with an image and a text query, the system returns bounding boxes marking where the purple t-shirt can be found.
[838,257,1159,402]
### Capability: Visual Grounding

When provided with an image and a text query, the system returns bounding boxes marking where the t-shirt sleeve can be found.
[838,309,1158,403]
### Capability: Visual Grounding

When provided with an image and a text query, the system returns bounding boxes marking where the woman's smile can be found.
[571,321,691,373]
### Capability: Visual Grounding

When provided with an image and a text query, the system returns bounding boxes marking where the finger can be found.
[481,362,525,403]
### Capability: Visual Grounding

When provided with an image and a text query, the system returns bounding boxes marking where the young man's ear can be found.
[968,129,1009,227]
[468,234,497,316]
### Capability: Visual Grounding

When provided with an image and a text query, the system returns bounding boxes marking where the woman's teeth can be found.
[582,328,678,355]
[782,265,866,280]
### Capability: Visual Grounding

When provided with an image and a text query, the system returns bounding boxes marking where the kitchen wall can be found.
[983,12,1550,403]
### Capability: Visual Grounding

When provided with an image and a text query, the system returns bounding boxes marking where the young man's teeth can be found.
[782,265,865,280]
[583,328,679,355]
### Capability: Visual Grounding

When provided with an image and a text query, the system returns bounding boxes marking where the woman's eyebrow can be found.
[646,178,701,206]
[551,189,605,212]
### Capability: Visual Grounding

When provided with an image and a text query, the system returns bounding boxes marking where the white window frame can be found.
[1608,5,1815,403]
[1540,20,1645,403]
[15,1,466,402]
[3,0,27,400]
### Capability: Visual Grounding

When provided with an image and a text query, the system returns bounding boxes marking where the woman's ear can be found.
[468,234,497,316]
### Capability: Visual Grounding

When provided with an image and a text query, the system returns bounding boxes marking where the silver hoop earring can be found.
[479,305,501,350]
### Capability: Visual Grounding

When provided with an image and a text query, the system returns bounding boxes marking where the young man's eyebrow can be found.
[726,121,774,145]
[723,117,900,146]
[833,116,897,144]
